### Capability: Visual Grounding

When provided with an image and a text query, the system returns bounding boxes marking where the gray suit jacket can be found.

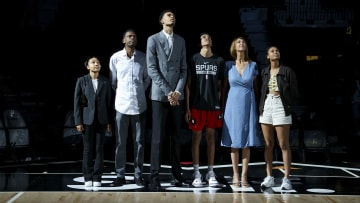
[73,74,113,126]
[146,31,187,102]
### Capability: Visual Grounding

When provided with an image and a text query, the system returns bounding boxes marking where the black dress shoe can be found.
[134,177,146,186]
[109,177,126,187]
[149,178,161,190]
[171,176,183,187]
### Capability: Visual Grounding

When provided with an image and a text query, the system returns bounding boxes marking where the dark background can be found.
[4,0,249,107]
[1,0,359,163]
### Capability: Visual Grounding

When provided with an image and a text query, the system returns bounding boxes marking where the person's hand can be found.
[172,92,180,105]
[106,124,112,132]
[76,124,84,132]
[168,91,180,106]
[184,109,191,123]
[167,91,175,105]
[219,111,224,120]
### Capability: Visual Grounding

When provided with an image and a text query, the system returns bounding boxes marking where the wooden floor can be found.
[1,159,360,203]
[3,191,360,203]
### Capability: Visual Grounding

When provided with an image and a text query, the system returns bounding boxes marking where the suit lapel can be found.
[168,35,174,57]
[96,77,103,95]
[159,32,171,57]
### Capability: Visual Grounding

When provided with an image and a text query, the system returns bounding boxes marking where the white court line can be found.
[7,161,359,178]
[6,192,24,203]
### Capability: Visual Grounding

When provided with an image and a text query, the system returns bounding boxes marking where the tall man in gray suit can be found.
[146,9,187,190]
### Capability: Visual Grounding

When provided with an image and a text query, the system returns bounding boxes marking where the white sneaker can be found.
[206,171,219,187]
[84,181,92,187]
[93,181,101,187]
[192,173,203,187]
[260,176,275,188]
[280,177,292,190]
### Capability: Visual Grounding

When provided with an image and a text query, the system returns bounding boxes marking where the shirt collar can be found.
[162,30,173,38]
[121,48,136,57]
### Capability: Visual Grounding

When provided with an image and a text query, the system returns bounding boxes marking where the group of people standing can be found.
[73,9,298,191]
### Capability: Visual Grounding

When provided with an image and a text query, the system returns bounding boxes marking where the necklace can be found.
[270,68,279,76]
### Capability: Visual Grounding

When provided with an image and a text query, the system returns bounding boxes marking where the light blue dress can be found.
[221,61,262,148]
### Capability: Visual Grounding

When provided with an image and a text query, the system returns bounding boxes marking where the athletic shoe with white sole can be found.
[280,177,293,190]
[192,173,203,187]
[93,181,101,187]
[84,181,92,187]
[260,176,275,188]
[206,171,219,187]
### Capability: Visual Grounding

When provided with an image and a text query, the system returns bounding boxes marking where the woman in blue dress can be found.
[221,36,262,187]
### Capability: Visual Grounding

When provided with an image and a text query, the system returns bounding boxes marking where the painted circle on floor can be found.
[67,175,143,191]
[306,188,335,193]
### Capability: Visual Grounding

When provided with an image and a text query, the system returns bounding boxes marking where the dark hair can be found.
[84,56,99,67]
[159,9,172,25]
[199,32,210,38]
[266,45,279,53]
[199,32,211,48]
[266,45,282,65]
[123,28,136,38]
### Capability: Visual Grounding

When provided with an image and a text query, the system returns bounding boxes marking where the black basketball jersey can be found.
[189,53,225,110]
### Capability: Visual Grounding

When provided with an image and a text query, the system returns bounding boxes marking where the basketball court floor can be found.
[1,156,360,203]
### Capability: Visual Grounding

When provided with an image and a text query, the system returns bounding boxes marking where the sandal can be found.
[240,176,249,188]
[232,174,240,186]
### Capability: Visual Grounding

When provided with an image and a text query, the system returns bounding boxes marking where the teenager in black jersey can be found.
[184,33,225,187]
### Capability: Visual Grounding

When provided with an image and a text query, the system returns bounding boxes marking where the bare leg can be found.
[192,130,202,169]
[241,147,250,187]
[275,125,291,178]
[205,128,216,166]
[261,123,275,177]
[230,148,239,185]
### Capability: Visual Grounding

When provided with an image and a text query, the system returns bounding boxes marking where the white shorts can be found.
[259,94,292,125]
